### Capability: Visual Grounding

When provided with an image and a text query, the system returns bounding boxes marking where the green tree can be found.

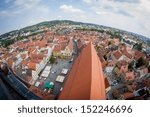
[108,41,112,45]
[49,56,56,63]
[133,43,143,51]
[96,46,101,51]
[103,55,107,60]
[148,65,150,72]
[2,39,14,47]
[136,57,146,68]
[128,61,134,71]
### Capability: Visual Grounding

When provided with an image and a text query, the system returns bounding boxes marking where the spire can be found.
[59,42,106,100]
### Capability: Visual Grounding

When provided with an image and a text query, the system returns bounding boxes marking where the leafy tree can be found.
[16,36,23,41]
[1,39,14,47]
[95,46,101,51]
[148,65,150,72]
[103,55,107,60]
[133,43,143,51]
[108,41,112,45]
[136,57,146,68]
[32,38,36,41]
[128,61,134,71]
[49,56,56,63]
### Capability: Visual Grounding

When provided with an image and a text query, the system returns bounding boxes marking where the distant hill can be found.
[0,20,150,44]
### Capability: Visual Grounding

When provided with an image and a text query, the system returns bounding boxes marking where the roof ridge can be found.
[89,43,93,99]
[65,52,83,99]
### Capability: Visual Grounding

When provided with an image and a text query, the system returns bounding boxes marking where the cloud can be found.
[108,0,140,3]
[0,10,20,18]
[82,0,93,4]
[14,0,41,9]
[5,0,12,3]
[0,0,50,19]
[82,0,150,37]
[0,0,51,34]
[0,0,150,38]
[60,4,84,14]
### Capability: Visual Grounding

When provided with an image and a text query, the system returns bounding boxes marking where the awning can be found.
[44,82,54,89]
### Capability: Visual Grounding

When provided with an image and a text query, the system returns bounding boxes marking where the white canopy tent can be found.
[61,68,68,75]
[56,75,65,83]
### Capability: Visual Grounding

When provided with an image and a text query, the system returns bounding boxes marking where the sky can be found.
[0,0,150,37]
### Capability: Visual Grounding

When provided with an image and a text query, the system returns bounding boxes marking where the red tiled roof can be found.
[107,60,116,67]
[6,58,14,67]
[134,50,145,60]
[47,43,53,48]
[33,40,47,47]
[21,54,27,59]
[123,50,132,59]
[105,77,110,89]
[53,45,61,52]
[28,62,36,70]
[59,43,106,100]
[44,49,48,54]
[113,50,122,59]
[61,42,67,50]
[123,92,134,99]
[97,52,107,68]
[126,72,135,81]
[68,39,73,51]
[118,60,128,67]
[29,53,46,59]
[31,59,42,63]
[27,42,35,47]
[53,43,67,52]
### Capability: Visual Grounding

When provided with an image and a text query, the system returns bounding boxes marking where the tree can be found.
[49,56,56,63]
[136,57,146,68]
[16,36,23,41]
[95,46,101,51]
[133,43,143,51]
[32,38,36,40]
[2,39,14,47]
[103,55,107,60]
[128,61,134,71]
[148,65,150,72]
[108,41,112,45]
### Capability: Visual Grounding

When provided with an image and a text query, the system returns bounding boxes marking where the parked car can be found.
[51,71,56,74]
[69,58,74,63]
[22,71,26,74]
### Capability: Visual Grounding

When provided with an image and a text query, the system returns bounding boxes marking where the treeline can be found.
[1,39,15,47]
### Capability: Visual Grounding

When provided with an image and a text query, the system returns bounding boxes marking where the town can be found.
[0,21,150,100]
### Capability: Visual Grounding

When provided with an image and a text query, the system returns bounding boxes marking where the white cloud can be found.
[0,10,20,18]
[82,0,150,37]
[60,4,84,14]
[5,0,12,3]
[0,0,50,19]
[14,0,41,9]
[82,0,92,4]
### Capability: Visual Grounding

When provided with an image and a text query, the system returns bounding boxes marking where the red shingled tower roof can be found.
[59,42,106,100]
